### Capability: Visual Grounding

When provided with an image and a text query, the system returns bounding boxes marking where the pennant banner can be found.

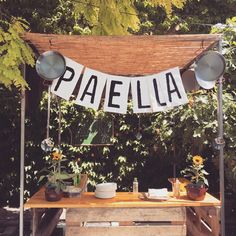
[51,57,189,114]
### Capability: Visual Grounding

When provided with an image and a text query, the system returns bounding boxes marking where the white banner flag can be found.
[147,75,169,112]
[148,67,188,111]
[159,67,188,107]
[131,76,152,113]
[104,75,130,114]
[75,68,107,110]
[51,57,84,100]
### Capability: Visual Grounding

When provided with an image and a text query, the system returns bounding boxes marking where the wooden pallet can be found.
[66,207,187,236]
[186,206,220,236]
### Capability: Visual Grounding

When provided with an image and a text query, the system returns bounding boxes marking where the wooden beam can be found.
[66,225,186,236]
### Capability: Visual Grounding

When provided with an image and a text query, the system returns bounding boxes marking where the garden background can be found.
[0,0,235,218]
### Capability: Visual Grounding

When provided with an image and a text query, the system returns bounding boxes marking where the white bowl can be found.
[95,190,116,199]
[95,182,117,192]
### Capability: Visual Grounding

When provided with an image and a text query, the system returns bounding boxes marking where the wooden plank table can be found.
[25,189,220,236]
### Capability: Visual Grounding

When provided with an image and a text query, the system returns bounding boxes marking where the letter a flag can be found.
[75,68,107,110]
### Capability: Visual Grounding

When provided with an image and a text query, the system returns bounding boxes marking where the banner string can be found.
[57,97,62,151]
[46,85,51,139]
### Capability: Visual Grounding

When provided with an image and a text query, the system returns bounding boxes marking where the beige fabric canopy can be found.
[23,33,220,76]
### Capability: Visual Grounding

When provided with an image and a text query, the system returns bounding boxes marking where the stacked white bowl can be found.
[95,182,117,199]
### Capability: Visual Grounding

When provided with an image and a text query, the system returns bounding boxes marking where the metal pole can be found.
[19,64,26,236]
[218,38,225,236]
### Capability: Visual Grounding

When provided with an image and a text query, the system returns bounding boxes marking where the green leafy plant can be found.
[181,155,209,186]
[0,18,34,89]
[74,0,187,35]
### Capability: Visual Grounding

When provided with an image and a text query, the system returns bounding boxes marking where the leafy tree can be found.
[136,0,236,35]
[73,0,187,35]
[0,18,34,89]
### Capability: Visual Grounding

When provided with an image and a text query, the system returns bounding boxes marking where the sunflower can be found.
[193,155,203,165]
[52,151,62,161]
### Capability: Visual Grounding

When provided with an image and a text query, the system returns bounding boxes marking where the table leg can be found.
[31,208,44,236]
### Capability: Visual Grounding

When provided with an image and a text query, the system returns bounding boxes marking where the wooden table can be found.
[25,190,220,236]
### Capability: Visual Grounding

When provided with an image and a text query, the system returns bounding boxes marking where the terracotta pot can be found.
[45,188,63,202]
[185,184,208,201]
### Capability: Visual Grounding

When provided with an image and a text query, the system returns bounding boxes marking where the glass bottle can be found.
[133,177,139,193]
[172,179,180,198]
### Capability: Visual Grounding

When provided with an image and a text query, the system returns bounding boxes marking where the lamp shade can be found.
[195,51,226,89]
[36,51,66,81]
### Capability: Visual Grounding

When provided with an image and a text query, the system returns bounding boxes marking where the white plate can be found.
[144,193,169,201]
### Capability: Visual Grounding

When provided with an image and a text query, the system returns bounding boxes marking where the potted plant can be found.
[39,148,70,201]
[181,155,209,201]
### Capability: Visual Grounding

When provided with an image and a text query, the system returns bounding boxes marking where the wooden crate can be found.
[186,206,220,236]
[66,207,187,236]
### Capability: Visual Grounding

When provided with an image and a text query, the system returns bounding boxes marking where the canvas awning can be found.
[23,33,220,76]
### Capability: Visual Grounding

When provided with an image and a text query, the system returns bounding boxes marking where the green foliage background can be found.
[0,19,34,89]
[0,0,236,207]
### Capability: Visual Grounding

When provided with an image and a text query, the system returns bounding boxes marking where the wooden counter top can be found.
[25,190,220,209]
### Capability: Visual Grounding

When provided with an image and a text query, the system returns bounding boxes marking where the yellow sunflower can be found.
[193,155,203,165]
[52,151,62,161]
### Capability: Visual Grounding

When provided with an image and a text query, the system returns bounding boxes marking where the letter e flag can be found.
[104,75,130,114]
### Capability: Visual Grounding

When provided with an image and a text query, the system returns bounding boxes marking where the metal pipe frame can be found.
[218,37,225,236]
[19,64,26,236]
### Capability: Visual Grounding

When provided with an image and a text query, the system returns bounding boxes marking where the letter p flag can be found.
[54,66,75,91]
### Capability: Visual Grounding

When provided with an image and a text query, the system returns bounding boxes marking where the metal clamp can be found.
[213,137,225,150]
